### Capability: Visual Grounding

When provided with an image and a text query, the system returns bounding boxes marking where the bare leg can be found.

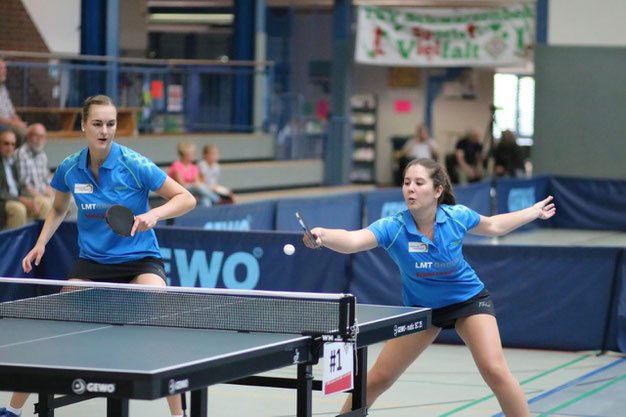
[455,314,530,417]
[340,327,441,413]
[131,273,184,415]
[8,392,30,409]
[132,273,167,286]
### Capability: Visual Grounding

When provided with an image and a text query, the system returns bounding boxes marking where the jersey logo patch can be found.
[74,183,93,194]
[409,242,428,252]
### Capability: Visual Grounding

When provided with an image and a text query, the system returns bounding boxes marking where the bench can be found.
[16,107,142,137]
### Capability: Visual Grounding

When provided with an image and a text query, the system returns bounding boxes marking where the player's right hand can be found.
[302,228,322,249]
[23,244,45,273]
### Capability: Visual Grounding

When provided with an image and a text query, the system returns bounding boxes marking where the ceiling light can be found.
[148,13,234,24]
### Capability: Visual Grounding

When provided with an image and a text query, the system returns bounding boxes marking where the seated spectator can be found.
[446,129,483,184]
[198,144,236,204]
[15,123,54,203]
[494,130,525,177]
[396,123,439,184]
[0,130,50,229]
[0,59,27,145]
[169,141,218,207]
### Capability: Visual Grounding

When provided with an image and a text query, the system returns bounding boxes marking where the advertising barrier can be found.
[173,201,275,231]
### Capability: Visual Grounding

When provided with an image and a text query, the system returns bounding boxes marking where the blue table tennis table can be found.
[0,281,431,417]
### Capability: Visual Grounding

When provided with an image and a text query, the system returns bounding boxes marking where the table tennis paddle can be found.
[295,212,320,249]
[105,204,135,237]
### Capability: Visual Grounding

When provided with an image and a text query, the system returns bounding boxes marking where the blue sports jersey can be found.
[50,142,167,263]
[367,204,484,308]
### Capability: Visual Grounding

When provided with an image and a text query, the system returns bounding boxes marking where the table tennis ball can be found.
[283,244,295,256]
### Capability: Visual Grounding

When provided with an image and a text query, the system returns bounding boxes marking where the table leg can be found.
[349,347,368,415]
[296,363,313,417]
[106,398,129,417]
[36,394,54,416]
[190,388,208,417]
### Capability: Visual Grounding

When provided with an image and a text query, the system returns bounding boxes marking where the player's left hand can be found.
[131,211,160,236]
[534,195,556,220]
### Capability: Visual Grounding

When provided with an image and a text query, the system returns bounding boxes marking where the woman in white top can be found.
[396,123,440,185]
[197,144,236,204]
[401,123,440,161]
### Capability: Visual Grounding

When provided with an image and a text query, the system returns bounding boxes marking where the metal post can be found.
[254,0,267,132]
[105,0,120,103]
[325,0,353,185]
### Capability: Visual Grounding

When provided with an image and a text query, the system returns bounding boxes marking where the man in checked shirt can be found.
[15,124,54,204]
[13,123,56,225]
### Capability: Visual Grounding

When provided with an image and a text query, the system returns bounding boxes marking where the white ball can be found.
[283,244,295,256]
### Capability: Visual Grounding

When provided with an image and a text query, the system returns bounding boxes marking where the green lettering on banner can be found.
[364,6,387,22]
[397,40,416,58]
[387,8,402,30]
[405,12,423,24]
[516,27,525,51]
[441,40,479,60]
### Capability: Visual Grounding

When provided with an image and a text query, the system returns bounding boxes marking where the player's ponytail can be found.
[404,158,456,206]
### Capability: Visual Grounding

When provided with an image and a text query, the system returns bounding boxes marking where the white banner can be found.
[355,5,535,67]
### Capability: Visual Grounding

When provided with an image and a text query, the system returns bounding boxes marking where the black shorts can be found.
[68,257,166,284]
[419,288,496,330]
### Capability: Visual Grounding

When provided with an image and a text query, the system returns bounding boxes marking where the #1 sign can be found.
[323,342,354,395]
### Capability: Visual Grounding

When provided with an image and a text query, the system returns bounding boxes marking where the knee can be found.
[5,201,27,228]
[368,366,398,393]
[478,361,513,388]
[36,197,52,219]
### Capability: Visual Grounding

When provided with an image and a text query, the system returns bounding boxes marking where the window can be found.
[493,74,535,146]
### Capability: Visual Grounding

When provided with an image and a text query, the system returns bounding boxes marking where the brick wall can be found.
[0,0,49,52]
[0,0,57,122]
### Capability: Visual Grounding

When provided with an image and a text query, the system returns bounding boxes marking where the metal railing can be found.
[1,50,275,134]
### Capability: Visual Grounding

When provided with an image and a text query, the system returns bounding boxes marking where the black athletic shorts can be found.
[417,288,496,330]
[68,256,166,284]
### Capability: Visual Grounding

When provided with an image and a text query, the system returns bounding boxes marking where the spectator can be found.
[494,130,525,178]
[0,59,28,145]
[198,144,236,204]
[169,141,218,207]
[0,130,50,229]
[15,123,54,204]
[396,123,440,185]
[446,129,483,184]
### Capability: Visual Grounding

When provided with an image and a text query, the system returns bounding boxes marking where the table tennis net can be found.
[0,280,356,339]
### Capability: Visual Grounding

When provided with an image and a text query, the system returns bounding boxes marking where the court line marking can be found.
[521,357,626,417]
[535,373,626,417]
[434,353,593,417]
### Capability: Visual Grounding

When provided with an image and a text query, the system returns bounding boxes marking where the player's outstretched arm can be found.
[23,190,71,272]
[303,228,378,254]
[470,195,556,237]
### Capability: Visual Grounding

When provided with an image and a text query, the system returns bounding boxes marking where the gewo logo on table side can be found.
[72,378,116,394]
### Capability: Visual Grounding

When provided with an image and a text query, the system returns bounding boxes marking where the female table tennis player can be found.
[303,158,555,417]
[1,95,196,417]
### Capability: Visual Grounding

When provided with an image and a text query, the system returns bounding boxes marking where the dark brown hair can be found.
[404,158,456,205]
[81,95,116,123]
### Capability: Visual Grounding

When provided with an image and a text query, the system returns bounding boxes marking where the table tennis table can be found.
[0,278,431,417]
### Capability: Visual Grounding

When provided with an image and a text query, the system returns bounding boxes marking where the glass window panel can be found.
[493,74,518,137]
[518,76,535,139]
